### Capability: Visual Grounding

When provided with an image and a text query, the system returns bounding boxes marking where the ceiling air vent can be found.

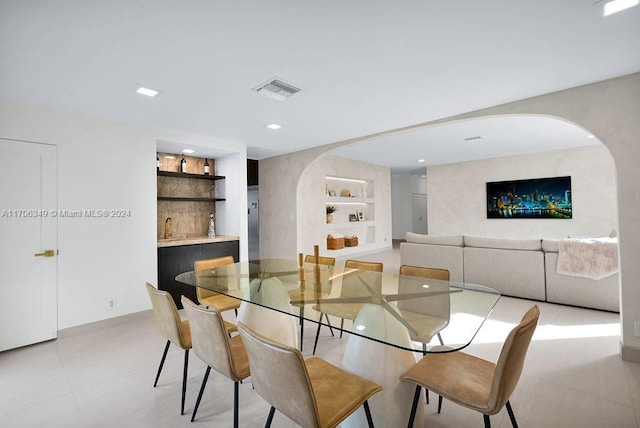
[253,78,301,101]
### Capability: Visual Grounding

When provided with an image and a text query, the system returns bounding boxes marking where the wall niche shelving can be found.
[324,175,376,255]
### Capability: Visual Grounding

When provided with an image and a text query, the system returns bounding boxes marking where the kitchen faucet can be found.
[164,217,173,239]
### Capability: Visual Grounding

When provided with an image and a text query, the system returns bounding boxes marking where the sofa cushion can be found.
[545,252,619,312]
[542,239,560,253]
[463,246,546,300]
[405,233,464,247]
[400,242,464,282]
[464,236,542,251]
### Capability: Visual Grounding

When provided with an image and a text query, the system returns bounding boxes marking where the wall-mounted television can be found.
[486,176,572,219]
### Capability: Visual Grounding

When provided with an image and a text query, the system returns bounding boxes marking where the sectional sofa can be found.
[400,233,619,312]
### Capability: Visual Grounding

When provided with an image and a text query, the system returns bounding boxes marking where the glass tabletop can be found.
[175,258,500,353]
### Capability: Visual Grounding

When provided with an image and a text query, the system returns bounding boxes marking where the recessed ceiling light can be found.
[418,159,425,163]
[586,134,595,139]
[266,123,282,130]
[603,0,638,16]
[182,149,195,154]
[135,85,161,97]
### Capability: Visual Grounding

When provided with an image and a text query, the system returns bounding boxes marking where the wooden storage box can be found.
[327,235,345,250]
[345,236,358,247]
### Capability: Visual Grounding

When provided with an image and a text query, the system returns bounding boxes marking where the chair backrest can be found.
[194,256,235,301]
[397,265,451,316]
[344,259,383,272]
[339,259,384,299]
[399,265,449,281]
[181,296,244,381]
[489,305,539,412]
[304,254,336,266]
[145,282,191,349]
[237,321,320,427]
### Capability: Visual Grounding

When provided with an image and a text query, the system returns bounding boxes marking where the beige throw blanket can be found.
[557,237,619,280]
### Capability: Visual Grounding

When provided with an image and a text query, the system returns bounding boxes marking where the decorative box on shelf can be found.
[327,234,345,250]
[345,236,359,247]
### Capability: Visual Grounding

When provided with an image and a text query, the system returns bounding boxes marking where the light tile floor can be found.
[1,246,638,427]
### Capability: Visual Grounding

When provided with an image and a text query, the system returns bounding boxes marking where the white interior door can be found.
[412,193,428,234]
[0,138,58,351]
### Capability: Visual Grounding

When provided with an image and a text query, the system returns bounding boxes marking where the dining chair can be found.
[145,282,192,415]
[181,297,250,426]
[311,259,383,355]
[194,256,241,326]
[397,265,451,352]
[397,264,451,405]
[290,254,336,351]
[400,305,540,428]
[237,321,383,428]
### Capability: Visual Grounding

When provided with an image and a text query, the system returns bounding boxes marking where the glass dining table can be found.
[176,257,500,428]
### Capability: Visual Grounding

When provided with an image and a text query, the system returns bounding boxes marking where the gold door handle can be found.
[34,249,55,257]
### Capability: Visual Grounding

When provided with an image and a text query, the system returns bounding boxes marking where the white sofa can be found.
[400,233,619,312]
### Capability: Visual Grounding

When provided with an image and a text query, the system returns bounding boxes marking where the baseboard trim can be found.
[620,343,640,363]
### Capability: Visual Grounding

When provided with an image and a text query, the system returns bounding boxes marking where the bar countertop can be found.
[157,235,239,248]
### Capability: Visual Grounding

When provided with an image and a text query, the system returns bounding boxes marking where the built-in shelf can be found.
[326,221,375,229]
[325,174,376,252]
[326,243,378,255]
[326,197,374,204]
[157,196,225,202]
[157,170,225,181]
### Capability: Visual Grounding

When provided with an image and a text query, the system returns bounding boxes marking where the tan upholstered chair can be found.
[400,305,540,428]
[291,254,336,351]
[398,265,451,406]
[397,265,451,352]
[312,259,383,355]
[145,282,192,415]
[181,297,250,426]
[238,321,383,428]
[304,254,337,266]
[194,256,241,328]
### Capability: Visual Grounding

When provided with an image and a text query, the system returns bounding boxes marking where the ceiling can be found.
[1,1,639,173]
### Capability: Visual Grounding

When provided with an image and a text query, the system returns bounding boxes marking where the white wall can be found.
[297,154,392,256]
[215,152,248,262]
[427,145,617,239]
[391,175,412,240]
[0,99,247,329]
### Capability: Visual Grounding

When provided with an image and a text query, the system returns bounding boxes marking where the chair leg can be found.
[265,406,276,427]
[363,400,374,427]
[339,318,344,338]
[299,307,305,351]
[181,349,189,415]
[154,340,171,387]
[325,314,335,336]
[234,381,239,428]
[313,318,322,355]
[437,395,443,413]
[407,385,421,428]
[505,400,518,428]
[484,414,491,428]
[191,366,211,422]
